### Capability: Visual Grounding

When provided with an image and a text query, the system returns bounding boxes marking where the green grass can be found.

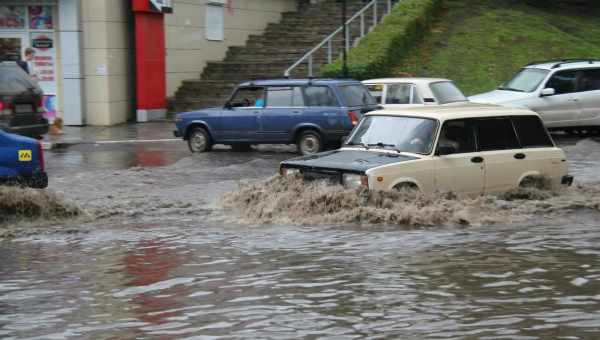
[321,0,442,79]
[391,0,600,95]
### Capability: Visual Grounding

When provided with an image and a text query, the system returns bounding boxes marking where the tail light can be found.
[361,175,369,187]
[37,141,45,172]
[0,100,13,116]
[36,97,44,113]
[347,111,359,126]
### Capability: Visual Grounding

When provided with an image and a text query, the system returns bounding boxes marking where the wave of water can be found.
[0,186,82,229]
[221,176,600,227]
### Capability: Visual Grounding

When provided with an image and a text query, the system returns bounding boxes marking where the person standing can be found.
[16,57,29,74]
[24,47,39,81]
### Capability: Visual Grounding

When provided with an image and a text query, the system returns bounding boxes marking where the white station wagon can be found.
[363,78,469,108]
[280,104,573,195]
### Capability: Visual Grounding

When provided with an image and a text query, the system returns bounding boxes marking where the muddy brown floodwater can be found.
[1,138,600,339]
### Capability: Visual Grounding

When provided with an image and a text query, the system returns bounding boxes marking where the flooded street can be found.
[1,137,600,339]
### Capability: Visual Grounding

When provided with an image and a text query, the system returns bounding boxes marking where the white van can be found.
[280,104,573,195]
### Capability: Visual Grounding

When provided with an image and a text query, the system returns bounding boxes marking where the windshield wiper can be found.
[369,142,415,154]
[345,142,370,150]
[367,142,395,148]
[497,86,525,92]
[368,142,403,153]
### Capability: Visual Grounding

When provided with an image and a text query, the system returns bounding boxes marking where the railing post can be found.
[285,0,392,77]
[360,12,365,37]
[345,24,350,51]
[341,0,348,77]
[373,0,377,25]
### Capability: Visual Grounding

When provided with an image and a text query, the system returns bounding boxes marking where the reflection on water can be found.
[1,219,600,339]
[560,138,600,183]
[123,239,188,330]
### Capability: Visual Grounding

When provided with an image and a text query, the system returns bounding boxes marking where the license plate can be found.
[15,104,33,113]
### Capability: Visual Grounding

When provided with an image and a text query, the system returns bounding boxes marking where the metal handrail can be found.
[284,0,396,78]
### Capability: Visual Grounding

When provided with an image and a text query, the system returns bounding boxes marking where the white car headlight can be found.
[343,173,368,188]
[280,167,300,176]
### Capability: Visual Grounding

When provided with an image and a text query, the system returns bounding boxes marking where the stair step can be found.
[174,0,396,112]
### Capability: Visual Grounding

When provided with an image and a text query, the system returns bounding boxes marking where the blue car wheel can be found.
[297,130,323,156]
[187,126,212,153]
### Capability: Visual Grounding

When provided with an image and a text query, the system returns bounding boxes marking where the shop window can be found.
[28,6,54,30]
[206,3,224,41]
[0,5,26,29]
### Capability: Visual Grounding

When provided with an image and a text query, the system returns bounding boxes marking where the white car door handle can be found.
[569,98,580,102]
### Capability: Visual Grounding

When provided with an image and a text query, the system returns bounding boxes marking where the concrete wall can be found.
[77,0,296,126]
[165,0,297,96]
[81,0,133,126]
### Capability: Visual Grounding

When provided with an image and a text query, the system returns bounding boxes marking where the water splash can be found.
[221,176,600,227]
[0,186,82,226]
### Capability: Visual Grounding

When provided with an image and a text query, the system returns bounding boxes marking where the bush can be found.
[321,0,442,80]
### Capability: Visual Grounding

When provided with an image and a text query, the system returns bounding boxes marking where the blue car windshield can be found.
[347,115,438,155]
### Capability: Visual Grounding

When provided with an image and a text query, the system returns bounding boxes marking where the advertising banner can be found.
[31,32,57,120]
[30,32,56,93]
[28,5,54,30]
[0,5,26,29]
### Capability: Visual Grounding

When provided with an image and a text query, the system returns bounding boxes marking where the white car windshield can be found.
[500,68,550,92]
[429,81,467,104]
[346,115,438,155]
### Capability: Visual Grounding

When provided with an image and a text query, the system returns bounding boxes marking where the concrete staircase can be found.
[174,0,376,112]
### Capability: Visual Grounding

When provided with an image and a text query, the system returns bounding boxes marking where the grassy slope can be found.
[391,0,600,95]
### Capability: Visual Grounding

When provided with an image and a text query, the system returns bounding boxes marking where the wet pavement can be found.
[1,134,600,339]
[43,121,178,147]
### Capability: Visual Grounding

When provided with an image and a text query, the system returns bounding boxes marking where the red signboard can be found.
[132,0,172,13]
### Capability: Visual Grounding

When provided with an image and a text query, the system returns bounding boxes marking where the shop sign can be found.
[30,32,56,95]
[0,5,26,29]
[150,0,173,13]
[32,36,52,49]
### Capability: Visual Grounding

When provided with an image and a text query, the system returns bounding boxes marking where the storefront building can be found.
[0,0,296,126]
[0,1,61,122]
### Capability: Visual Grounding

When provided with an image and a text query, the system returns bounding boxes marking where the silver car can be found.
[469,59,600,133]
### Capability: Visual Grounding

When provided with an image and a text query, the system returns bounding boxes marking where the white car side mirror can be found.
[540,88,555,97]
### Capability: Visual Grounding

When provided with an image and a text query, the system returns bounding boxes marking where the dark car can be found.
[0,129,48,189]
[0,61,49,139]
[174,79,379,155]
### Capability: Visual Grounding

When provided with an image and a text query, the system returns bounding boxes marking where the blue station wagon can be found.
[0,129,48,188]
[174,79,379,155]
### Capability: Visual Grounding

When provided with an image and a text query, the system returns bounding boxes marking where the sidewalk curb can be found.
[42,138,181,150]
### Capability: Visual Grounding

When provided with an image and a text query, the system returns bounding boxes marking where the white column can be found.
[58,0,85,126]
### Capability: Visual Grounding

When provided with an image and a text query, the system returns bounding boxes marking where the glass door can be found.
[0,32,28,62]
